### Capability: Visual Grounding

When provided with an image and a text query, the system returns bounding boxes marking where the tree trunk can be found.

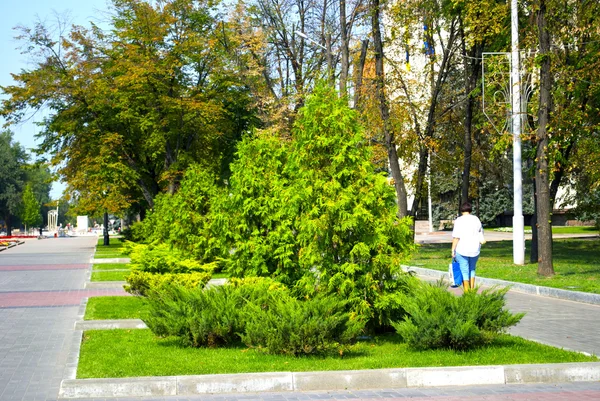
[371,0,408,217]
[353,39,369,109]
[339,0,349,98]
[5,214,12,236]
[535,0,554,276]
[530,178,539,263]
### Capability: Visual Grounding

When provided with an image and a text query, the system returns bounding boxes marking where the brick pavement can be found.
[0,236,128,401]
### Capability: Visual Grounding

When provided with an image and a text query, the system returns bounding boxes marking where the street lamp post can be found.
[511,0,525,265]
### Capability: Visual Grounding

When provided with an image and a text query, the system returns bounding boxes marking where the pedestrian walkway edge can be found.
[58,362,600,398]
[401,265,600,306]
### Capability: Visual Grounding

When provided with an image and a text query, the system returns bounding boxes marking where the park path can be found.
[1,236,600,401]
[0,236,127,401]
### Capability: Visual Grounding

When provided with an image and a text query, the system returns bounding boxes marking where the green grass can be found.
[84,296,148,320]
[77,329,596,379]
[92,263,131,271]
[95,237,129,258]
[91,271,130,282]
[409,238,600,293]
[493,226,599,235]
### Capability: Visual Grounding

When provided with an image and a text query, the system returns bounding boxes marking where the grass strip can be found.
[410,238,600,294]
[91,271,130,282]
[77,330,596,379]
[84,296,147,320]
[493,226,598,235]
[95,237,129,258]
[92,263,130,271]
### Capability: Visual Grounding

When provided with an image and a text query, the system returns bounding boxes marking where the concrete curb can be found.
[92,258,131,264]
[84,281,126,289]
[84,278,226,290]
[401,265,600,306]
[75,319,147,330]
[58,362,600,398]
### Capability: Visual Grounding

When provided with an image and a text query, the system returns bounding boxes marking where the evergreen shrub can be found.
[124,270,212,297]
[144,284,243,347]
[392,281,524,351]
[241,294,365,356]
[220,84,416,331]
[129,243,217,274]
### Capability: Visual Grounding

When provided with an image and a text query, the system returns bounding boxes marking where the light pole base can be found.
[513,214,525,265]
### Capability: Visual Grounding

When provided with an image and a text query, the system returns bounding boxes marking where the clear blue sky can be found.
[1,0,111,198]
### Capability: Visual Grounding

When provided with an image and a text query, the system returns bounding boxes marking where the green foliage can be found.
[0,131,28,234]
[144,284,243,347]
[221,84,417,330]
[129,243,217,274]
[20,183,42,230]
[393,281,523,351]
[124,270,211,297]
[241,294,365,356]
[216,129,297,282]
[141,166,224,262]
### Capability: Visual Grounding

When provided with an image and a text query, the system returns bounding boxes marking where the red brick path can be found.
[0,289,130,308]
[0,264,89,271]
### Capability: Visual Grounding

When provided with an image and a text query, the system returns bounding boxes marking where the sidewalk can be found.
[0,236,128,401]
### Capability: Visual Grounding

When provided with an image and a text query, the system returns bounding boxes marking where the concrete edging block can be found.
[58,377,177,398]
[177,372,294,394]
[75,319,147,330]
[406,365,505,387]
[84,281,126,289]
[505,362,600,384]
[293,368,407,391]
[92,258,131,264]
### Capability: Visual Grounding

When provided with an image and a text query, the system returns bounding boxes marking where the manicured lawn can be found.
[91,271,130,282]
[92,263,131,271]
[95,237,129,258]
[84,296,147,320]
[77,329,596,379]
[492,226,598,235]
[409,239,600,293]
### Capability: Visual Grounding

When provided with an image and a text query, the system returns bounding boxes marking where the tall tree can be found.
[371,0,409,217]
[0,131,28,236]
[20,183,42,234]
[534,0,554,276]
[1,0,256,217]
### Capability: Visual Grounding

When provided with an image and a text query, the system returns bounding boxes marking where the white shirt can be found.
[452,214,483,257]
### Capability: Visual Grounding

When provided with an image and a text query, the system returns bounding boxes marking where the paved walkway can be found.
[1,237,599,401]
[0,237,127,401]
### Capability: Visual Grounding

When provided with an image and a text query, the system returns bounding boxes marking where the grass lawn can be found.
[77,329,596,379]
[409,238,600,293]
[91,271,130,282]
[84,296,147,320]
[95,237,129,258]
[92,263,130,271]
[493,226,599,235]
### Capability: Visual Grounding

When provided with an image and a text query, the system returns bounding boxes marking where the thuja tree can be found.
[141,165,223,263]
[222,84,417,330]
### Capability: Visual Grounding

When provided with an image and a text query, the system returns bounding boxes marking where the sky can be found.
[1,0,111,198]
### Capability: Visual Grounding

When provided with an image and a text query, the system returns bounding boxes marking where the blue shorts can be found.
[455,253,479,281]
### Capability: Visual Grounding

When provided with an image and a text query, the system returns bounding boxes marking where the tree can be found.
[0,131,27,236]
[20,183,42,234]
[220,84,416,329]
[533,0,554,276]
[370,0,409,217]
[1,0,257,217]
